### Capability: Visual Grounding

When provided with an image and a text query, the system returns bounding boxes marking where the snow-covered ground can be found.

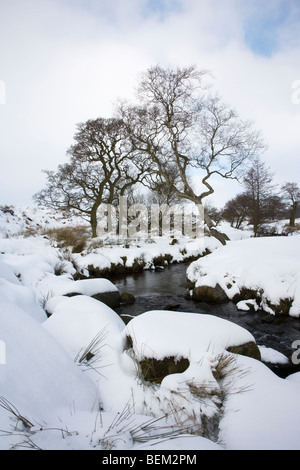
[0,205,86,238]
[1,206,300,450]
[187,234,300,317]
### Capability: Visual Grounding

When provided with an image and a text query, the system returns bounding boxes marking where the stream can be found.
[113,262,300,378]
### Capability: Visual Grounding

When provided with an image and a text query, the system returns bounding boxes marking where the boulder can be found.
[120,292,135,305]
[91,291,121,308]
[57,278,121,309]
[139,356,190,383]
[226,341,261,361]
[192,284,228,303]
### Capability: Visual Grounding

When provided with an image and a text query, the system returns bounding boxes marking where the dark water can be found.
[113,262,300,377]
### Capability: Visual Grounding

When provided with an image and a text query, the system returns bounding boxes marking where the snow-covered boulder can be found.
[43,295,140,414]
[46,278,121,309]
[123,310,260,383]
[122,310,262,443]
[43,295,125,360]
[187,235,300,317]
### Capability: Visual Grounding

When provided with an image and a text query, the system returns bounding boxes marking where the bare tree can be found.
[34,118,146,237]
[119,65,265,244]
[242,157,285,236]
[281,182,300,227]
[222,193,252,229]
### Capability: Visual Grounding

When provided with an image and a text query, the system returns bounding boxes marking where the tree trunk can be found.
[290,202,298,227]
[90,206,98,238]
[204,211,229,246]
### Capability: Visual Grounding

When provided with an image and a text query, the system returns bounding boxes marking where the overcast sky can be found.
[0,0,299,208]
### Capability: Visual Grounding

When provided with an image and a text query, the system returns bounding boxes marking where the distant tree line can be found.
[34,65,299,241]
[221,158,300,236]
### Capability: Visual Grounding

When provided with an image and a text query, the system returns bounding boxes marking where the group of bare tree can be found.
[35,65,279,242]
[222,158,300,236]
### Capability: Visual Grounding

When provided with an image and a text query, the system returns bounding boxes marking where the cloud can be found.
[0,0,299,206]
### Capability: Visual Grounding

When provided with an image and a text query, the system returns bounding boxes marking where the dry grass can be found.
[74,327,111,377]
[0,396,34,430]
[43,225,90,253]
[98,399,193,450]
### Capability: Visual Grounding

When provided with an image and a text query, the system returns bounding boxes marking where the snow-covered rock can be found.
[124,310,257,362]
[187,235,300,317]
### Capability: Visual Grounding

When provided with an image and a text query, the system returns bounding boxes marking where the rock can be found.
[155,265,165,272]
[261,313,275,324]
[139,356,190,383]
[227,341,261,361]
[66,290,121,308]
[192,284,228,304]
[183,290,192,300]
[131,259,145,273]
[163,303,181,311]
[262,360,300,379]
[91,291,121,309]
[266,298,293,316]
[232,287,263,304]
[61,279,121,309]
[120,292,135,305]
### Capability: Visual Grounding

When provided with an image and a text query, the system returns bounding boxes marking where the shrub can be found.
[43,225,90,253]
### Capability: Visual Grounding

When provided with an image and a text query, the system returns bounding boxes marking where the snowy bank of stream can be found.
[1,207,300,450]
[187,235,300,318]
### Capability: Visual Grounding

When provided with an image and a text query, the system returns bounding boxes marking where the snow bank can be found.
[0,205,87,238]
[187,235,300,317]
[43,295,124,361]
[43,296,139,414]
[74,235,217,276]
[1,208,300,449]
[0,297,98,427]
[219,355,300,450]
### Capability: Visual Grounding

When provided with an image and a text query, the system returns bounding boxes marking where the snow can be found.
[124,310,255,361]
[0,277,46,322]
[1,206,300,450]
[44,278,118,297]
[258,346,289,365]
[0,297,98,426]
[187,235,300,317]
[74,235,214,275]
[0,205,88,238]
[219,355,300,450]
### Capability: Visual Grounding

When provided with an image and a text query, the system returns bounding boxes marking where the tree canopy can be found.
[35,65,266,241]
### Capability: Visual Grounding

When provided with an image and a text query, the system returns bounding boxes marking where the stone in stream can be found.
[192,283,229,304]
[58,278,121,309]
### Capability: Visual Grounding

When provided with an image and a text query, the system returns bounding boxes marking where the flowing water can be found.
[113,262,300,377]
